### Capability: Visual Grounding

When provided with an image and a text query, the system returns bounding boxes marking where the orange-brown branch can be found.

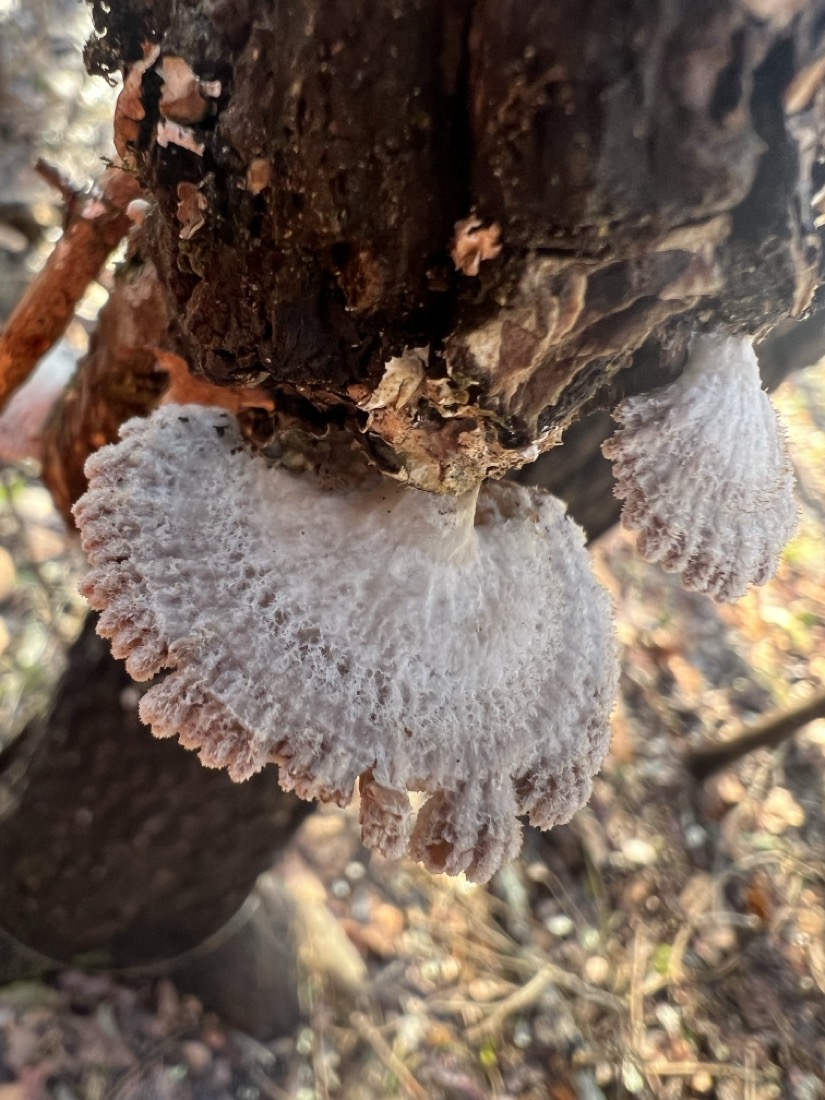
[0,166,140,413]
[41,258,169,524]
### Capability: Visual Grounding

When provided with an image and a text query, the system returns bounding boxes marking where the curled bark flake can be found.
[159,56,220,126]
[451,217,503,276]
[114,43,161,160]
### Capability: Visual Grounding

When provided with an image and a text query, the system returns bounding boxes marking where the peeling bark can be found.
[40,255,169,523]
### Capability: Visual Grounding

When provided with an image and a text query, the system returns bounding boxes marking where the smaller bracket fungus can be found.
[602,333,797,601]
[74,405,619,882]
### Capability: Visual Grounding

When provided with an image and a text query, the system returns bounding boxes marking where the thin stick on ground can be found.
[0,165,140,413]
[464,960,623,1043]
[350,1012,428,1100]
[685,688,825,781]
[644,1060,759,1083]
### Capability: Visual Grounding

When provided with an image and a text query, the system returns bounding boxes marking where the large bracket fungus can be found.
[74,404,618,882]
[602,334,798,602]
[63,0,825,889]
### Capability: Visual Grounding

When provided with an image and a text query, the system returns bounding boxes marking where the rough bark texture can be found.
[84,0,825,494]
[0,615,310,970]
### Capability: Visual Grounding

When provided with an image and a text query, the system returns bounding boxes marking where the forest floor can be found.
[2,2,825,1098]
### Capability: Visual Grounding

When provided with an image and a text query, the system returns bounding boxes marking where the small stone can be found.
[544,914,574,937]
[15,486,55,521]
[595,1063,613,1086]
[440,957,461,982]
[655,1003,681,1036]
[26,525,66,563]
[621,838,657,866]
[182,1041,212,1074]
[512,1019,532,1048]
[580,926,601,951]
[691,1072,714,1093]
[759,787,806,833]
[685,824,707,848]
[296,1027,314,1056]
[583,956,610,985]
[0,548,15,602]
[468,978,511,1003]
[574,1071,609,1100]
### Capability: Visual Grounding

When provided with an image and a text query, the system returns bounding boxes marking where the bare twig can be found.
[685,689,825,780]
[629,928,647,1055]
[34,157,83,210]
[644,1060,759,1082]
[350,1012,428,1100]
[464,960,623,1043]
[0,166,140,413]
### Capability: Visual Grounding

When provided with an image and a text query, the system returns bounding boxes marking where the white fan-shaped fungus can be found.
[73,404,618,882]
[602,334,797,601]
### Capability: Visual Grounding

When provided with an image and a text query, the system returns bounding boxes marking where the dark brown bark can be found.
[84,0,825,495]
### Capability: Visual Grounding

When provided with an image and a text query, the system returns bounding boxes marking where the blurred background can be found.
[2,2,825,1097]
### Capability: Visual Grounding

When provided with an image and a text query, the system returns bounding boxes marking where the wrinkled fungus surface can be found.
[74,404,618,881]
[603,334,797,602]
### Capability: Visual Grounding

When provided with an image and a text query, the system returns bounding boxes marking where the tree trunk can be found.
[0,615,310,1030]
[84,0,825,495]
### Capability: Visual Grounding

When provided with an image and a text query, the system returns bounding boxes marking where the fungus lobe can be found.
[74,404,618,881]
[603,334,797,602]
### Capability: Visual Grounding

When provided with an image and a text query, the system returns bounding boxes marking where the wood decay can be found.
[79,0,825,496]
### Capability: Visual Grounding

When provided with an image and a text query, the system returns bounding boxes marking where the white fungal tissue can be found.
[603,334,797,601]
[74,404,619,882]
